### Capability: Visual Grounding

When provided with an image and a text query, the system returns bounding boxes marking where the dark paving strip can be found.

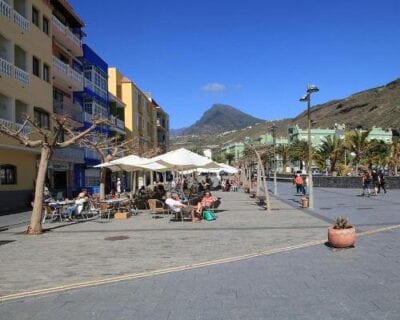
[0,240,15,246]
[48,225,329,234]
[271,194,335,224]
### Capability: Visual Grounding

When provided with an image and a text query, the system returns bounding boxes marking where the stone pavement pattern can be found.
[1,228,399,320]
[1,185,400,319]
[0,190,329,296]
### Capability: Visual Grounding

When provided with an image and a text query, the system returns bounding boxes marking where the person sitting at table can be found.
[165,192,199,222]
[196,191,219,213]
[65,191,88,221]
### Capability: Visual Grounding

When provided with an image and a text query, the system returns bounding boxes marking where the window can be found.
[0,165,16,185]
[42,16,49,35]
[32,56,40,77]
[43,64,50,82]
[32,7,39,27]
[34,108,49,129]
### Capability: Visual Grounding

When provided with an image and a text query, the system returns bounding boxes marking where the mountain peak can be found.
[174,104,264,136]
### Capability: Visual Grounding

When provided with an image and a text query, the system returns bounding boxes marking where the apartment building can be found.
[48,0,85,197]
[108,67,170,188]
[108,67,159,155]
[0,0,53,212]
[148,95,169,153]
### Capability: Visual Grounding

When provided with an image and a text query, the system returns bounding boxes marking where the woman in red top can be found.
[196,191,217,213]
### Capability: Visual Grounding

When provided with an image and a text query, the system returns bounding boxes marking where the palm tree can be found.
[389,136,400,175]
[366,139,391,169]
[316,135,345,173]
[276,144,290,173]
[288,140,309,171]
[344,129,372,174]
[224,153,235,165]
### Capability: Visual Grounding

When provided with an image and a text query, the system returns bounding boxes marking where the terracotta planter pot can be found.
[328,225,356,248]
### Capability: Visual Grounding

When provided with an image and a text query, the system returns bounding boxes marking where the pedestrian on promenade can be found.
[378,171,387,194]
[116,177,122,194]
[294,174,304,195]
[361,170,371,197]
[371,170,379,195]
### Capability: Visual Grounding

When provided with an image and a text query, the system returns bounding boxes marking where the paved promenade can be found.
[1,185,399,319]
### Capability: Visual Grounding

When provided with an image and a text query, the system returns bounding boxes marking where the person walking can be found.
[116,177,122,194]
[294,174,304,195]
[377,171,387,194]
[371,170,379,195]
[361,171,371,197]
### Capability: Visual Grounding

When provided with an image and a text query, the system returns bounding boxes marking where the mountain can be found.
[173,104,264,136]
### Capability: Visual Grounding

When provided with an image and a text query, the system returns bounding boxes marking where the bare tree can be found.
[81,133,132,200]
[0,116,107,234]
[244,144,271,210]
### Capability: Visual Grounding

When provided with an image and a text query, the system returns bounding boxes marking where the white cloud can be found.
[201,82,227,93]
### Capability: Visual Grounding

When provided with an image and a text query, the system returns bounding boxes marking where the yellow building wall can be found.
[0,0,52,192]
[0,149,37,191]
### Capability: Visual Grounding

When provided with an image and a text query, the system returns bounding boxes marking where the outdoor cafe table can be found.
[47,200,75,221]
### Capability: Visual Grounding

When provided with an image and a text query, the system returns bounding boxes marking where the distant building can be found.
[288,124,392,146]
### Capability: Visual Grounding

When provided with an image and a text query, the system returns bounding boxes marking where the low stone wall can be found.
[275,176,400,189]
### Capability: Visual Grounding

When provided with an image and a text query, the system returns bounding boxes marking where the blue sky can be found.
[69,0,400,129]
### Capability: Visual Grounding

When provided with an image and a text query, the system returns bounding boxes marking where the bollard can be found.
[301,197,309,208]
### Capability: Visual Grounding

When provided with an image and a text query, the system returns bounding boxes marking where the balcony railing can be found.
[14,65,30,85]
[84,78,107,100]
[116,118,124,130]
[53,101,83,123]
[0,0,30,32]
[0,0,11,19]
[0,56,12,77]
[53,147,85,163]
[0,118,32,135]
[52,56,83,84]
[13,10,29,32]
[52,15,82,47]
[0,57,30,85]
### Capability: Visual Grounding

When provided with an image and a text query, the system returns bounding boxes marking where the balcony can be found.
[84,78,107,101]
[0,118,32,135]
[109,115,126,135]
[0,56,30,86]
[53,100,83,123]
[52,15,82,56]
[52,56,83,91]
[53,147,85,163]
[0,0,30,32]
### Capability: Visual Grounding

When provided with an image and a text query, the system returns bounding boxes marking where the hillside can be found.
[292,79,400,131]
[170,78,400,151]
[175,104,264,136]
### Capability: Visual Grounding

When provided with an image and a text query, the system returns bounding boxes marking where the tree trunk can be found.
[254,149,270,211]
[256,162,261,198]
[99,167,107,200]
[28,146,50,235]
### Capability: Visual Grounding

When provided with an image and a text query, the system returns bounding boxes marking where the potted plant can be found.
[328,216,356,248]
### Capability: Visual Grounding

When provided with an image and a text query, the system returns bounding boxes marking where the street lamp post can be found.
[299,84,319,209]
